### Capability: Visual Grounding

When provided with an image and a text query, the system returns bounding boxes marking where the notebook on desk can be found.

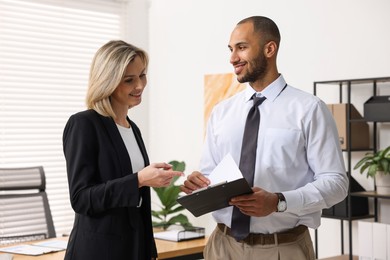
[154,227,205,242]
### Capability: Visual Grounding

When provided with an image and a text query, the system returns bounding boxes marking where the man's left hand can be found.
[229,187,278,217]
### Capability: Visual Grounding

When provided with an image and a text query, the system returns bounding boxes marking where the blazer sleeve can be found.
[63,112,141,216]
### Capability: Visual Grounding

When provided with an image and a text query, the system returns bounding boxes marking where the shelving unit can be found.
[313,77,390,260]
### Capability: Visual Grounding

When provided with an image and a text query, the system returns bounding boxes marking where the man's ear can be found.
[264,41,277,58]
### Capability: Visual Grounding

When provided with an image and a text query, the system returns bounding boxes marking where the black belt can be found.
[217,223,308,245]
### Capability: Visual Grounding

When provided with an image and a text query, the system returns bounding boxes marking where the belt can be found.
[217,223,308,245]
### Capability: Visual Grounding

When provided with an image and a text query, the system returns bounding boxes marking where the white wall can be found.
[125,0,151,147]
[127,0,390,258]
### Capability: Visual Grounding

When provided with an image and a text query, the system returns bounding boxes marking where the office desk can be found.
[0,236,208,260]
[156,237,207,259]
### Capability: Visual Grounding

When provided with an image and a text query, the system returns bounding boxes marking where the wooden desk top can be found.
[156,237,208,259]
[0,236,208,260]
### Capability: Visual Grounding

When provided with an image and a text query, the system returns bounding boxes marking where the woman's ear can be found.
[264,41,277,58]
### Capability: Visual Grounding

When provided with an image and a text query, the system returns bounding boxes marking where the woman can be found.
[63,40,183,260]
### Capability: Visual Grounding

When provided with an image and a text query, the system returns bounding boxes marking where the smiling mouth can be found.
[234,63,246,75]
[130,93,142,97]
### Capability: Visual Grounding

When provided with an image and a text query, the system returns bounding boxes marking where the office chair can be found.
[0,166,56,245]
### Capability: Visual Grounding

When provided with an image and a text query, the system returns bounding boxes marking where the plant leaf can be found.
[169,204,186,214]
[354,156,371,170]
[151,211,163,220]
[368,164,378,178]
[153,186,167,205]
[152,160,191,230]
[380,158,389,174]
[383,146,390,157]
[169,160,186,172]
[153,221,169,229]
[167,214,193,228]
[353,147,390,178]
[359,162,370,175]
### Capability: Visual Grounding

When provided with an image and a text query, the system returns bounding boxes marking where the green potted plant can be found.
[151,160,192,230]
[353,146,390,193]
[353,146,390,177]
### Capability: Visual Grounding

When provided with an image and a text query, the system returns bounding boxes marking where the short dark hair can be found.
[237,16,281,47]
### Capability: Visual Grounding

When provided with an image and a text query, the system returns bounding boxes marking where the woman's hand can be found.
[138,162,183,188]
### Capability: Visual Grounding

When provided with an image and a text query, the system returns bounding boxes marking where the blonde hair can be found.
[86,40,148,118]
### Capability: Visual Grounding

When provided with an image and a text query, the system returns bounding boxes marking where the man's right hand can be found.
[180,171,210,194]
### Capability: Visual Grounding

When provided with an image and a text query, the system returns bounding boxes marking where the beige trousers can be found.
[203,225,315,260]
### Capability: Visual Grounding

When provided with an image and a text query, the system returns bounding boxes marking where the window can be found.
[0,0,127,235]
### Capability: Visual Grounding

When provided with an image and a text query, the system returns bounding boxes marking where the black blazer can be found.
[63,109,157,260]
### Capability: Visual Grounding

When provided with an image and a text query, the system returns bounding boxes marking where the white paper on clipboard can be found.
[207,153,243,185]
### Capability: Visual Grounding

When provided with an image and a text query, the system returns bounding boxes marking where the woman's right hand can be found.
[138,162,184,188]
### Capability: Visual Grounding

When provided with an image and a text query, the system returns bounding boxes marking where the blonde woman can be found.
[63,40,183,260]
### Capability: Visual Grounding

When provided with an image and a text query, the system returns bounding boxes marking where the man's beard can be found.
[237,52,268,83]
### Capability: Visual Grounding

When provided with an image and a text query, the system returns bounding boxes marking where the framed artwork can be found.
[204,73,245,133]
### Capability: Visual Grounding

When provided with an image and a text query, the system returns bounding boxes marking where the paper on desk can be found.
[207,153,243,185]
[0,244,60,256]
[33,240,68,250]
[0,240,67,256]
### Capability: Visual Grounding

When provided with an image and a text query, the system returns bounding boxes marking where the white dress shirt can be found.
[117,124,145,207]
[116,124,145,173]
[200,75,348,233]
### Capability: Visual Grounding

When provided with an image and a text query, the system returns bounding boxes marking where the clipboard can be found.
[177,178,253,217]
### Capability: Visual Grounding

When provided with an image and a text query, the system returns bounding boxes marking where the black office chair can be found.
[0,166,56,245]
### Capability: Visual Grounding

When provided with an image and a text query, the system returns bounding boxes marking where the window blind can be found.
[0,0,126,236]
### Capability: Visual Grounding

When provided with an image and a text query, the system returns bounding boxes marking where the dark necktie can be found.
[230,94,266,241]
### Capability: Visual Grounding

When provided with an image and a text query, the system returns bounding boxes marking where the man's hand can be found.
[180,171,210,194]
[229,187,279,217]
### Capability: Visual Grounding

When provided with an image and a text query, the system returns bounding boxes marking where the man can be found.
[180,16,348,260]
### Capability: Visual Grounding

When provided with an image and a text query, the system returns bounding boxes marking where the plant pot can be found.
[375,171,390,194]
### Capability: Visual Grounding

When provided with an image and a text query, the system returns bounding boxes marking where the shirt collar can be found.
[244,74,287,103]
